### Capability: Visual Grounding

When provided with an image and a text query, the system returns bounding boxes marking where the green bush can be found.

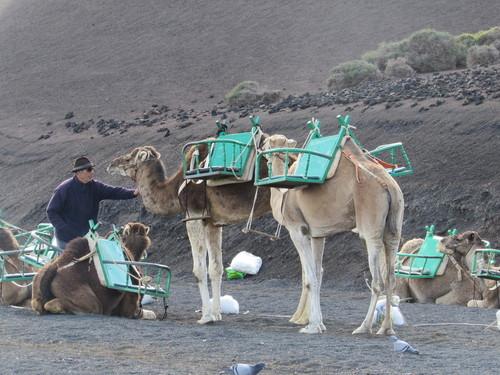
[466,45,500,67]
[384,57,415,78]
[362,40,409,71]
[327,60,381,91]
[406,29,463,73]
[225,81,280,108]
[476,26,500,45]
[455,33,478,48]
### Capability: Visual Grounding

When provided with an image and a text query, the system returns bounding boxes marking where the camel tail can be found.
[31,263,58,313]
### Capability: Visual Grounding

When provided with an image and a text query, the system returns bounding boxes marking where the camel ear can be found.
[144,146,161,159]
[122,224,130,237]
[145,226,150,235]
[287,139,297,148]
[135,150,150,163]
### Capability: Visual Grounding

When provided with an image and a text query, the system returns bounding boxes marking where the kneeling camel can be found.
[31,222,156,319]
[0,228,33,307]
[395,230,498,308]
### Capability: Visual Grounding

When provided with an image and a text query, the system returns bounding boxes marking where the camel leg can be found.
[186,220,212,324]
[377,235,398,336]
[205,221,223,322]
[44,285,103,315]
[353,237,385,335]
[289,229,324,334]
[313,236,326,332]
[290,251,309,325]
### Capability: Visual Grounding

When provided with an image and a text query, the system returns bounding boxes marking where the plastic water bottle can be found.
[496,310,500,330]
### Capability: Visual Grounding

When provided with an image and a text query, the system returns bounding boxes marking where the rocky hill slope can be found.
[0,1,499,288]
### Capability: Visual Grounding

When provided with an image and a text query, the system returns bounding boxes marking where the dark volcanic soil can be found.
[0,1,500,374]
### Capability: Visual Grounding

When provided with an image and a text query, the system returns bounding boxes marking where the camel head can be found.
[261,134,297,175]
[107,146,161,181]
[120,222,152,261]
[438,231,484,257]
[0,228,19,251]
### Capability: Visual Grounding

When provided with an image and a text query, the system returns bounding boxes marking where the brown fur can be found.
[395,231,498,307]
[0,228,33,307]
[107,143,271,324]
[31,222,152,318]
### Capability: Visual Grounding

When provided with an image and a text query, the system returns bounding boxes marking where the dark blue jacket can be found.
[46,176,136,242]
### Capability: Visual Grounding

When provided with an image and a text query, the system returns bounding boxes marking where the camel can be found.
[261,134,404,334]
[395,230,499,308]
[107,145,270,324]
[31,222,156,319]
[0,228,33,307]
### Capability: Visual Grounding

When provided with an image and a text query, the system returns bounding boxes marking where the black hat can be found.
[71,156,95,172]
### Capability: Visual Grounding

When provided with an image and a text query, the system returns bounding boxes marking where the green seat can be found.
[255,117,346,188]
[183,117,261,181]
[369,142,414,177]
[471,249,500,280]
[94,237,171,298]
[395,225,451,279]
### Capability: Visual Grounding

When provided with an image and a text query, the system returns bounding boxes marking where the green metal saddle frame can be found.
[0,220,62,282]
[255,114,413,189]
[394,225,457,279]
[471,249,500,280]
[182,116,261,180]
[87,221,171,299]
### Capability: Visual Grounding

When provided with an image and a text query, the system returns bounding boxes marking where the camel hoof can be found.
[376,326,395,336]
[141,309,157,320]
[467,300,481,308]
[299,324,323,334]
[289,316,308,325]
[197,315,216,325]
[352,325,372,335]
[44,299,65,314]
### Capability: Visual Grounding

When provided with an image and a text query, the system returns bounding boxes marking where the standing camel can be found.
[0,228,33,307]
[261,133,404,334]
[107,145,270,324]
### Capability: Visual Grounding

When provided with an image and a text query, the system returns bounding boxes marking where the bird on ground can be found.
[227,362,265,375]
[389,336,419,354]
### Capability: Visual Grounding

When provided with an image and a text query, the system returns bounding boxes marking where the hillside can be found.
[0,0,499,287]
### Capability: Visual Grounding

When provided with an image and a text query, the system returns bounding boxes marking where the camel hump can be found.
[31,262,58,313]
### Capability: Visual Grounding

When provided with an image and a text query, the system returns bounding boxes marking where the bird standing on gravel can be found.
[227,362,266,375]
[389,336,419,354]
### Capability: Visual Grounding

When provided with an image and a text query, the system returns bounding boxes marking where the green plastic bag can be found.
[225,267,246,280]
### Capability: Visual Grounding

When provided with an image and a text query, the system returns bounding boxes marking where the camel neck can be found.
[135,159,183,216]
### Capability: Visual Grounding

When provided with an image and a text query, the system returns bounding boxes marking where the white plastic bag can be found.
[230,251,262,275]
[375,295,406,326]
[210,295,240,314]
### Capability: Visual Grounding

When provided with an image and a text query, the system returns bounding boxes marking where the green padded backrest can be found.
[411,235,444,274]
[97,239,131,286]
[293,134,342,179]
[209,132,253,170]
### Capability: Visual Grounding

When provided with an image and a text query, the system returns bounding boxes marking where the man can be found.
[47,156,138,249]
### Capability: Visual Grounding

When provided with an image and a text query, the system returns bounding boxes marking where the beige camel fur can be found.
[262,134,404,334]
[0,228,33,307]
[31,222,156,319]
[395,231,498,308]
[107,145,270,324]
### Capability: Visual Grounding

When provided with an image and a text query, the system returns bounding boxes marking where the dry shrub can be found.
[362,40,409,71]
[384,57,415,78]
[406,29,463,73]
[327,60,381,91]
[225,81,280,108]
[466,45,500,67]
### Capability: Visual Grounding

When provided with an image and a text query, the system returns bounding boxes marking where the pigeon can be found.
[228,362,265,375]
[389,336,419,355]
